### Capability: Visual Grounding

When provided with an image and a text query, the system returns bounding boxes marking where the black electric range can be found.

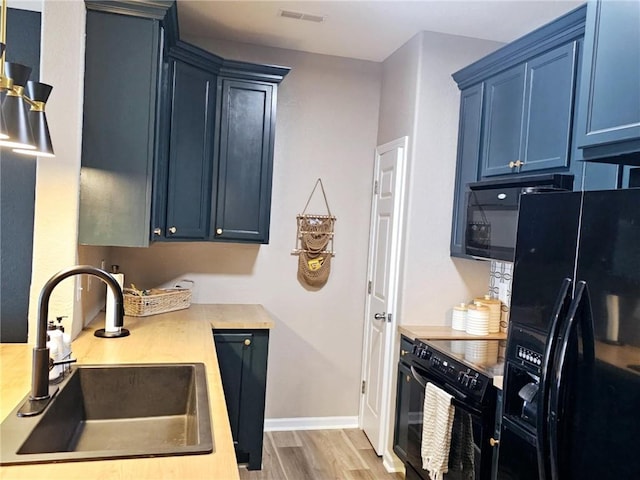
[401,339,506,480]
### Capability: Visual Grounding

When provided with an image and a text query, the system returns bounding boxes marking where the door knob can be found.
[153,228,162,235]
[374,312,387,321]
[168,226,177,234]
[244,339,251,346]
[216,228,223,235]
[490,438,500,447]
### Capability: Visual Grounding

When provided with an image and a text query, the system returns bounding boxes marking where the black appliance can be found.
[498,188,640,479]
[465,174,573,261]
[399,339,504,480]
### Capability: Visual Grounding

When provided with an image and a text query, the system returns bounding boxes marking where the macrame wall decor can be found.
[292,178,336,288]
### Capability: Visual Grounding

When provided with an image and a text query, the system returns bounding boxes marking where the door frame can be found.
[358,136,408,468]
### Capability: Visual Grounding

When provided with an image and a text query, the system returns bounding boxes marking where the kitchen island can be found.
[0,304,274,480]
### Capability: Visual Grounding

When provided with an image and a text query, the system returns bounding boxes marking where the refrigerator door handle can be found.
[548,280,595,480]
[536,278,573,480]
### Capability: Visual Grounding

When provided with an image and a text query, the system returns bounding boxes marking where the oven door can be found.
[405,363,490,480]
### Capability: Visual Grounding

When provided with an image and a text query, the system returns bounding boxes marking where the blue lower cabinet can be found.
[576,0,640,162]
[213,329,269,470]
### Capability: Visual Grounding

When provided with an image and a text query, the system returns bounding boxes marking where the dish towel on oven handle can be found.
[421,382,455,480]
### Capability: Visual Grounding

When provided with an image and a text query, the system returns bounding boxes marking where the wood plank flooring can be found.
[239,429,404,480]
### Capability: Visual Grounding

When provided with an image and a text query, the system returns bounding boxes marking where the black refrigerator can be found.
[497,188,640,480]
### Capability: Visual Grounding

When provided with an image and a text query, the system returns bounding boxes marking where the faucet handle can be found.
[49,357,77,370]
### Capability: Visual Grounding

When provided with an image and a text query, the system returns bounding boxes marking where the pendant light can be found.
[0,0,55,157]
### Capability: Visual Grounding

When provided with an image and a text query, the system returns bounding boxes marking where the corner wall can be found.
[376,30,503,468]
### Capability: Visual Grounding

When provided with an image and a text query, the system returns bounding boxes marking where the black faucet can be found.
[18,265,127,417]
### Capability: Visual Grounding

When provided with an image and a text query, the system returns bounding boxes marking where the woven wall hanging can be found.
[292,178,336,287]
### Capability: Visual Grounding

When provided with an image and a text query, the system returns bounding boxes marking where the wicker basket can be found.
[123,287,192,317]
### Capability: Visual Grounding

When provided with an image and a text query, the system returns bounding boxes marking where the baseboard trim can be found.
[264,416,359,432]
[383,450,405,473]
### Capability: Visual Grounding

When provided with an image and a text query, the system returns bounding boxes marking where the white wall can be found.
[380,32,503,329]
[376,30,502,468]
[112,40,382,421]
[28,0,86,342]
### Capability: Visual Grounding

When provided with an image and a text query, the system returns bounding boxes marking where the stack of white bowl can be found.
[451,340,465,355]
[451,303,467,331]
[486,341,499,364]
[464,340,489,363]
[466,303,490,336]
[474,295,502,334]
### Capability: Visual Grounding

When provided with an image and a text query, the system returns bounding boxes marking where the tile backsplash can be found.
[489,260,513,333]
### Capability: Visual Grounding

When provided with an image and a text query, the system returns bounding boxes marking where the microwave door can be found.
[466,187,520,261]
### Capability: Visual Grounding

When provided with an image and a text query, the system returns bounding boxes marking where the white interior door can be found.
[361,137,407,455]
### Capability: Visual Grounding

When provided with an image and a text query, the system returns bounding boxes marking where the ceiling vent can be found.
[278,9,325,23]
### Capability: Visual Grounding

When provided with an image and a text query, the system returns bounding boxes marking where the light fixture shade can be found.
[0,62,35,149]
[13,110,54,157]
[0,106,8,140]
[12,81,55,157]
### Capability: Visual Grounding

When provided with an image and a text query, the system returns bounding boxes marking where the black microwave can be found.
[464,174,574,261]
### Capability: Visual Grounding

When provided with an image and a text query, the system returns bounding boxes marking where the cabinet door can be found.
[393,361,412,463]
[576,0,640,153]
[163,61,216,240]
[213,329,269,471]
[481,64,526,177]
[79,11,161,247]
[214,79,275,243]
[520,42,576,173]
[450,84,483,257]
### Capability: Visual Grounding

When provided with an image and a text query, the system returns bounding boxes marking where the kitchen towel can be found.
[449,409,475,479]
[421,382,455,480]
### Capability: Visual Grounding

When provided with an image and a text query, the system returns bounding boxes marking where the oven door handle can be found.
[410,365,468,401]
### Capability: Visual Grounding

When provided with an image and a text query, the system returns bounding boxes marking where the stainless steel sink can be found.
[0,363,214,465]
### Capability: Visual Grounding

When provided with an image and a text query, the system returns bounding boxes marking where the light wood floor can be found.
[238,429,404,480]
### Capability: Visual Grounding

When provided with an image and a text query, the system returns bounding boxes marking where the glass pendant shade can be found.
[13,81,54,157]
[0,62,35,149]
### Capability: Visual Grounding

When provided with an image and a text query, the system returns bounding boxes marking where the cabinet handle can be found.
[216,228,223,235]
[244,339,251,346]
[509,160,524,169]
[401,349,408,356]
[490,438,500,447]
[406,375,411,383]
[169,226,177,234]
[153,228,162,236]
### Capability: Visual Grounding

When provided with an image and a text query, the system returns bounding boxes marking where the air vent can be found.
[279,9,325,23]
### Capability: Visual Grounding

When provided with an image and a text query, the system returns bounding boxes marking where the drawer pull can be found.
[169,226,177,234]
[244,339,251,346]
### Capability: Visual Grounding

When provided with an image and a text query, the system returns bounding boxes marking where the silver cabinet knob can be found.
[216,228,223,235]
[169,226,177,234]
[153,228,162,235]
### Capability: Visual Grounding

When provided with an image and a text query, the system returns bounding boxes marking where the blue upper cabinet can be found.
[450,84,483,257]
[521,42,577,172]
[481,65,526,177]
[162,60,216,240]
[481,42,577,177]
[213,79,275,243]
[576,0,640,162]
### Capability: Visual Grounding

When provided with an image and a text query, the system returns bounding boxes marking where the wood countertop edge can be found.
[0,304,274,480]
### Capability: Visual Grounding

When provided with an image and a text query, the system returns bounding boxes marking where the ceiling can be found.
[177,0,583,62]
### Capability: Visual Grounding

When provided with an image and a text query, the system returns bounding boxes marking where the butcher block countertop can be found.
[0,304,274,480]
[398,324,507,341]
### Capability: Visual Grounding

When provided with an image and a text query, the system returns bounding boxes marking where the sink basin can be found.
[0,363,214,465]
